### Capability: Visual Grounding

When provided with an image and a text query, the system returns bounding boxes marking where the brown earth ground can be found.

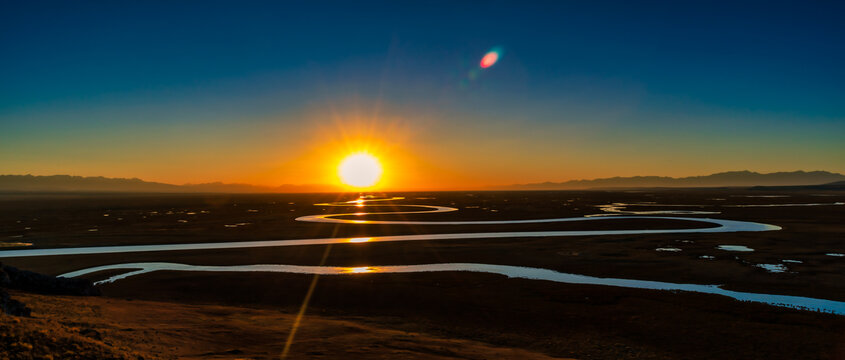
[2,291,561,359]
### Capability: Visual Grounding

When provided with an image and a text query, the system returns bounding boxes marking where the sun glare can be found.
[338,153,382,188]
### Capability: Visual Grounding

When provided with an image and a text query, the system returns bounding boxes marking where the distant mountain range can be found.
[1,171,843,193]
[500,171,845,190]
[0,175,339,193]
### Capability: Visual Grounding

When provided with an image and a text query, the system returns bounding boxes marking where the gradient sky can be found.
[2,1,843,190]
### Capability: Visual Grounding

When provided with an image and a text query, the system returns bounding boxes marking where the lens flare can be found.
[480,51,499,68]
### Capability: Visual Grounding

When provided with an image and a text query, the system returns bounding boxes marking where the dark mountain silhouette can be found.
[2,171,844,193]
[501,171,845,190]
[0,175,339,193]
[749,180,845,191]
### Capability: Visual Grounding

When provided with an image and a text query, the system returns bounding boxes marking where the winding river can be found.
[3,197,845,315]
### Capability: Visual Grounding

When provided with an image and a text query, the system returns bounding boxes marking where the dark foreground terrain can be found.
[1,189,844,359]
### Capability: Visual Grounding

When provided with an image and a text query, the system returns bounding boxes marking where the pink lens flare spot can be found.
[480,51,499,68]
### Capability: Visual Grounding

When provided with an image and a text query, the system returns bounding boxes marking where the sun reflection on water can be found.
[343,266,380,274]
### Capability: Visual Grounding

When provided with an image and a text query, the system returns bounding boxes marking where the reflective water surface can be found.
[588,203,720,217]
[0,215,779,258]
[755,264,788,273]
[717,245,755,252]
[60,262,845,315]
[9,196,841,316]
[0,242,33,248]
[655,247,682,252]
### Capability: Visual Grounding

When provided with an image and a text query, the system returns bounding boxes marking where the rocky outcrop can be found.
[1,264,99,296]
[0,263,99,316]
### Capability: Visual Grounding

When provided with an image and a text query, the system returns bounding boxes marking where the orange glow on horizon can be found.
[52,102,828,192]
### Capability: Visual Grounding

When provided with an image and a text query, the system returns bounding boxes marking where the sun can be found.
[338,153,382,188]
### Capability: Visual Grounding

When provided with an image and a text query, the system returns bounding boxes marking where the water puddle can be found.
[717,245,755,252]
[588,203,719,217]
[655,247,682,252]
[755,264,788,273]
[224,223,251,228]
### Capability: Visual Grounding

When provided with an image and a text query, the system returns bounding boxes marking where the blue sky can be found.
[1,1,843,187]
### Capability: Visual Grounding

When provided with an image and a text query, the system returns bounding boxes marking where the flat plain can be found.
[1,189,844,359]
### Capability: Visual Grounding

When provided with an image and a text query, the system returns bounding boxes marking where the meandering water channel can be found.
[4,197,845,315]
